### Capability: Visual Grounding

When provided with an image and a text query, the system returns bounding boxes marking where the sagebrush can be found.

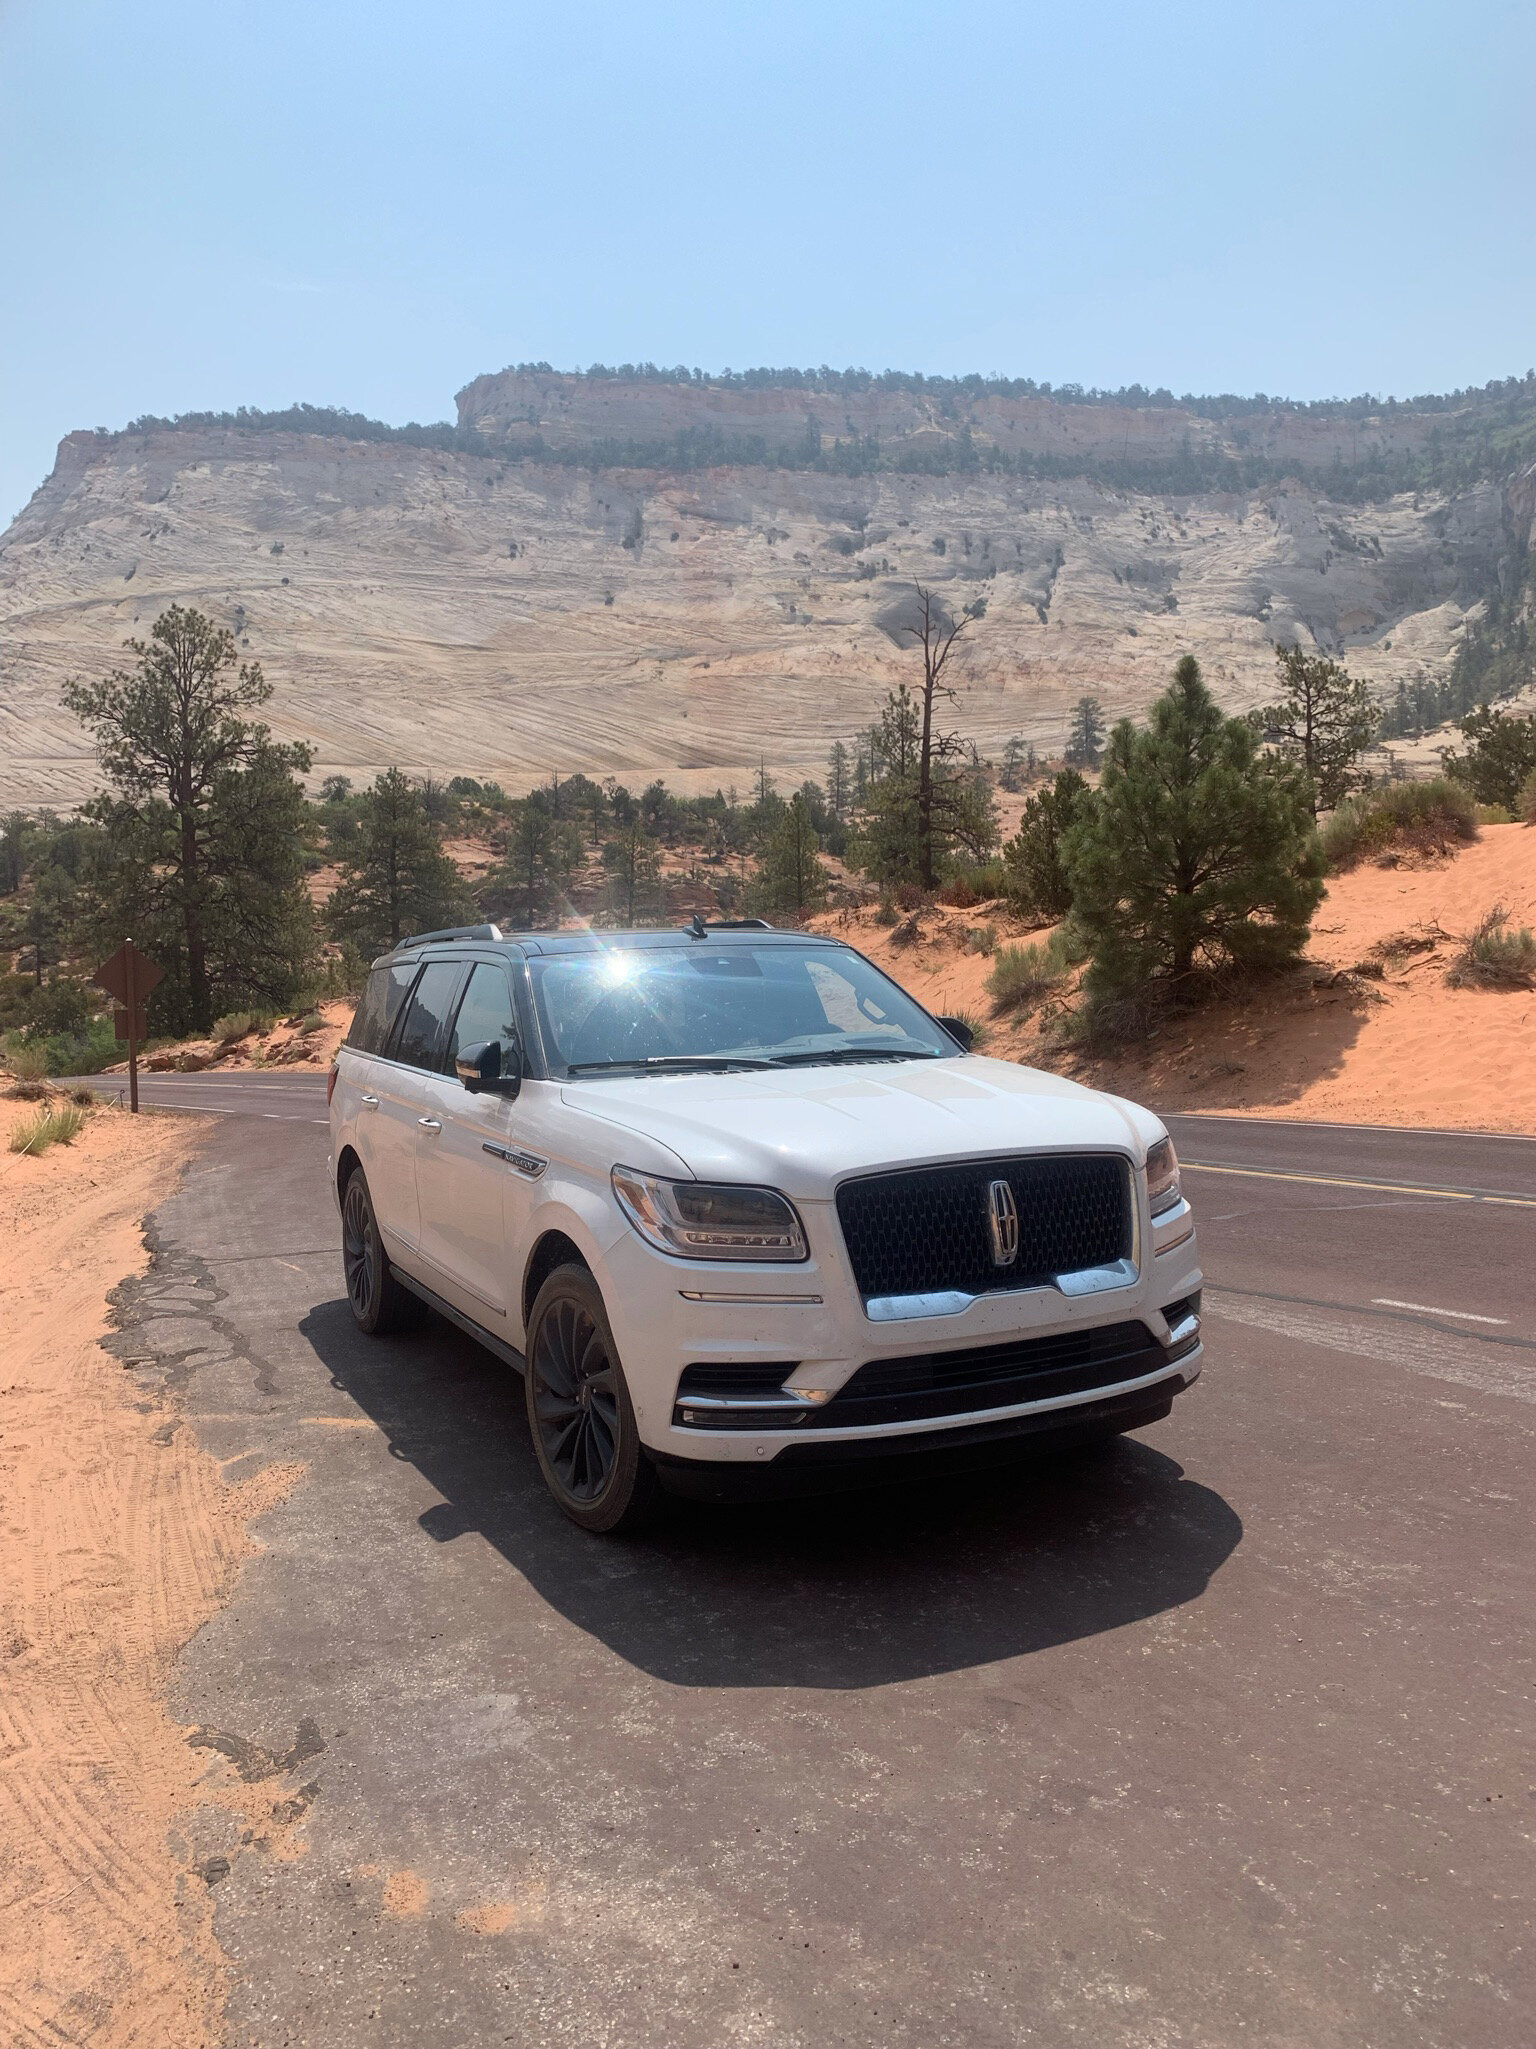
[1322,779,1477,870]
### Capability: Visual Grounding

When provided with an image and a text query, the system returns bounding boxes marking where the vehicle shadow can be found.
[302,1296,1243,1689]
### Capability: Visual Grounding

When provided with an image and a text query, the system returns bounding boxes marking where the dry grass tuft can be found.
[9,1101,89,1156]
[1447,904,1536,989]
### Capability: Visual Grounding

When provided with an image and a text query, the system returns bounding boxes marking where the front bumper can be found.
[596,1191,1204,1469]
[650,1376,1190,1501]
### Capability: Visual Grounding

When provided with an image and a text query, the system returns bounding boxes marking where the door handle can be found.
[418,1117,442,1132]
[360,1093,379,1108]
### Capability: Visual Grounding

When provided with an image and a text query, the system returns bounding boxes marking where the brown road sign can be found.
[113,1006,149,1043]
[94,940,164,1006]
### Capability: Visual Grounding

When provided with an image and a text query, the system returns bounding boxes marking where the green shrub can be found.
[1321,778,1478,871]
[938,862,1009,908]
[1475,804,1514,825]
[32,1017,119,1077]
[986,930,1073,1014]
[212,1010,255,1046]
[298,1010,326,1035]
[23,977,94,1039]
[962,923,997,956]
[9,1101,88,1155]
[1448,905,1536,989]
[1519,767,1536,826]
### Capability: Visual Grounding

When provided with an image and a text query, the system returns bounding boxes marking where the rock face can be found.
[457,368,1457,471]
[0,401,1511,808]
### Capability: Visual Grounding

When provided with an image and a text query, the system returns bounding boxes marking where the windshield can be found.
[527,942,957,1075]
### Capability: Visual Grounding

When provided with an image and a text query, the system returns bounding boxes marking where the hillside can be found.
[2,369,1532,808]
[813,823,1536,1135]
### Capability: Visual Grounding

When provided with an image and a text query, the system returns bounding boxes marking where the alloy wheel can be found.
[342,1179,377,1319]
[530,1298,621,1502]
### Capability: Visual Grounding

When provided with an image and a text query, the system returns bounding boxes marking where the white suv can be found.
[328,921,1202,1531]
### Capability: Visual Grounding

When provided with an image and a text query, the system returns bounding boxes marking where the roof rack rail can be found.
[399,922,505,947]
[683,915,775,939]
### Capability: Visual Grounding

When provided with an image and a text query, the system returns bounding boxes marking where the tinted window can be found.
[446,962,520,1074]
[347,962,418,1055]
[392,962,466,1070]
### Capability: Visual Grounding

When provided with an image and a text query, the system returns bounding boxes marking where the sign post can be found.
[93,941,164,1113]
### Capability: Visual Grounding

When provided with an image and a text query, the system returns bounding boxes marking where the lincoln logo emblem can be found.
[987,1178,1020,1267]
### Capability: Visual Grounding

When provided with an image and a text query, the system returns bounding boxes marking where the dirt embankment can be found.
[0,1097,301,2045]
[105,997,353,1077]
[816,822,1536,1135]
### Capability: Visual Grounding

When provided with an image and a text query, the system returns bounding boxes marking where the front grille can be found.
[836,1153,1132,1302]
[812,1319,1166,1428]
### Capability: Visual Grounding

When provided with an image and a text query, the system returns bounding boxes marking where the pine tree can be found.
[326,768,472,958]
[826,740,852,821]
[890,583,989,887]
[854,680,995,890]
[1002,770,1095,919]
[749,793,830,921]
[1253,644,1379,814]
[1064,697,1106,769]
[998,736,1032,793]
[1442,705,1536,809]
[1065,656,1324,1010]
[601,818,664,926]
[63,604,315,1033]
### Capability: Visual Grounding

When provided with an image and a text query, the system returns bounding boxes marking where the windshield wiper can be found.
[768,1044,943,1067]
[565,1054,777,1075]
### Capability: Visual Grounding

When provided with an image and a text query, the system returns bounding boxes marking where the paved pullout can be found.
[104,1091,1533,2047]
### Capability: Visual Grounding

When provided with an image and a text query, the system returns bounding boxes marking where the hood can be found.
[560,1054,1160,1198]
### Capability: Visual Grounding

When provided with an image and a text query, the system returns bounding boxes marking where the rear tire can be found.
[341,1167,421,1335]
[525,1263,659,1533]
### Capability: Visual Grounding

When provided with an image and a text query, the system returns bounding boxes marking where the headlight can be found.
[1146,1136,1182,1217]
[611,1166,809,1262]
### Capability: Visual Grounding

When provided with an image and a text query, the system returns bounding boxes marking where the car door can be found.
[414,959,527,1320]
[375,958,467,1258]
[349,959,425,1250]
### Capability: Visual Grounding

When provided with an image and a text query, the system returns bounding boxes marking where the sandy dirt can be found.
[814,823,1536,1135]
[0,1094,301,2047]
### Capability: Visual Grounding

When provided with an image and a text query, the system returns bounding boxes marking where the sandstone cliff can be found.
[0,379,1520,808]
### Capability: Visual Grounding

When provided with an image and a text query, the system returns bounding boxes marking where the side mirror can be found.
[456,1039,521,1096]
[936,1014,974,1052]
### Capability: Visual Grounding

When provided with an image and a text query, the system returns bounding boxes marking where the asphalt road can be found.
[96,1076,1533,2047]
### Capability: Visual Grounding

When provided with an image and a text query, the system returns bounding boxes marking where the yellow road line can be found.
[1182,1161,1536,1207]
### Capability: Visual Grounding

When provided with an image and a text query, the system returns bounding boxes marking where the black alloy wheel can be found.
[341,1168,419,1335]
[525,1264,658,1532]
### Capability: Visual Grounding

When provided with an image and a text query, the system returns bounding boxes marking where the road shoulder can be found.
[0,1095,300,2047]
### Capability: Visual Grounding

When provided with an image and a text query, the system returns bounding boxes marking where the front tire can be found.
[525,1264,658,1533]
[341,1167,420,1335]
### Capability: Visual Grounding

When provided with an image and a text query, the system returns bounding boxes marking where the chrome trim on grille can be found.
[1054,1257,1139,1297]
[865,1255,1140,1322]
[866,1289,975,1322]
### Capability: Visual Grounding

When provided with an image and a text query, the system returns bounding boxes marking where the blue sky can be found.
[2,0,1532,523]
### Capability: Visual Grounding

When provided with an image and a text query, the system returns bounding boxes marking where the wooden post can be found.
[124,938,139,1115]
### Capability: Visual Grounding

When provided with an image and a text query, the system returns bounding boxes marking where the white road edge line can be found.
[1372,1298,1509,1325]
